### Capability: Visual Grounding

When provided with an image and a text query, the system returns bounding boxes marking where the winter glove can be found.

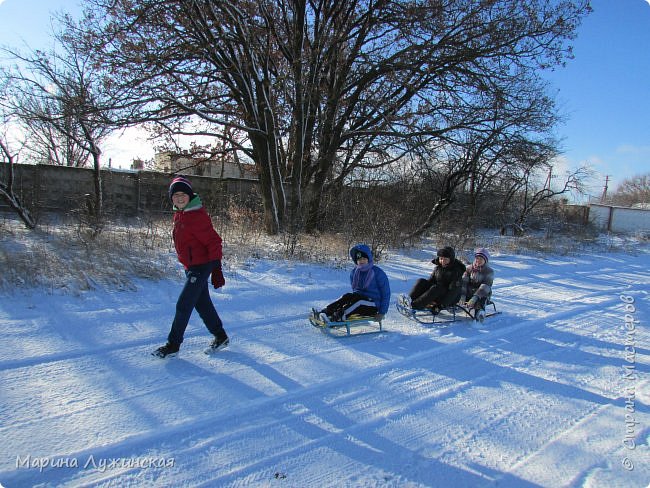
[374,313,385,322]
[459,295,466,305]
[467,295,480,309]
[211,260,225,289]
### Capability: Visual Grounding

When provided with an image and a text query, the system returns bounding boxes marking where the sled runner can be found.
[456,299,500,322]
[309,309,383,337]
[396,293,500,325]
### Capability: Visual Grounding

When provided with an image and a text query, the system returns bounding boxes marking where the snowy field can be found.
[0,242,648,487]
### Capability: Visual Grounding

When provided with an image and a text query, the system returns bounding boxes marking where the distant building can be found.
[131,158,145,170]
[154,151,257,179]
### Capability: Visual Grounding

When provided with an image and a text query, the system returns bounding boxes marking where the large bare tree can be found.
[65,0,591,234]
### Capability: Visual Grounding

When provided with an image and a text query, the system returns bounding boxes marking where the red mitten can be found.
[211,263,225,289]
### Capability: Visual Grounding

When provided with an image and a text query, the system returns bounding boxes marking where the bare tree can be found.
[611,173,650,207]
[403,72,565,238]
[20,107,92,167]
[1,32,117,230]
[263,0,592,232]
[67,0,591,234]
[497,149,592,234]
[0,132,36,228]
[0,78,37,228]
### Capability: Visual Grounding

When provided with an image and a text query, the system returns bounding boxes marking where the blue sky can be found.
[544,0,650,199]
[1,0,648,199]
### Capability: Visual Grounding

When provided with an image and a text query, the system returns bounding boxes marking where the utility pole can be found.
[544,167,552,190]
[600,175,610,203]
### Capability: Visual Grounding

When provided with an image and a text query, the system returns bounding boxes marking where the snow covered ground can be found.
[0,242,648,487]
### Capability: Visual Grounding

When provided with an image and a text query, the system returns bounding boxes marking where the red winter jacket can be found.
[172,203,222,269]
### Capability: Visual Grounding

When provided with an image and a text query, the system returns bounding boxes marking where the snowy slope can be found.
[0,245,648,487]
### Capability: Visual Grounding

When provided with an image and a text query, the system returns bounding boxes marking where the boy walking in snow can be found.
[313,244,390,322]
[153,176,229,358]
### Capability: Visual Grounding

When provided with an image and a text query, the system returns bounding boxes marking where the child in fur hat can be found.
[153,176,229,358]
[403,246,466,313]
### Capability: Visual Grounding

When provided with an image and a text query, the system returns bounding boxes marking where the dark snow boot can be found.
[205,334,229,354]
[311,307,320,319]
[152,342,180,358]
[476,309,486,323]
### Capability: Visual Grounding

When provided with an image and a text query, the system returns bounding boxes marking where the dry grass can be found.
[0,214,180,294]
[0,212,355,293]
[0,210,642,294]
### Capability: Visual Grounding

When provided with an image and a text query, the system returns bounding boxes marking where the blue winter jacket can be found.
[348,244,391,314]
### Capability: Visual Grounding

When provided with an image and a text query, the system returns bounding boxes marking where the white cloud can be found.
[616,144,650,154]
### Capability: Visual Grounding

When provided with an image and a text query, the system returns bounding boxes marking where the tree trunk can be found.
[0,141,37,229]
[407,197,454,239]
[250,132,280,235]
[0,187,37,229]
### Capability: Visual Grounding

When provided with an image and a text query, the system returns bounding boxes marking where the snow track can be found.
[1,251,648,487]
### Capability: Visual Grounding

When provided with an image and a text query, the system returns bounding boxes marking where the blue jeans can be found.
[168,261,225,345]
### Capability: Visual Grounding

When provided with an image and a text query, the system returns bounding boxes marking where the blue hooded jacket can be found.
[348,244,391,314]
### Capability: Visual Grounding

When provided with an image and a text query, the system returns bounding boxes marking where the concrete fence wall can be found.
[588,203,650,234]
[5,163,649,236]
[0,163,260,217]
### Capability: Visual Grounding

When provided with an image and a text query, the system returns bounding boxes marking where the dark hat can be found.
[168,176,194,201]
[354,249,369,263]
[436,246,455,260]
[474,247,490,263]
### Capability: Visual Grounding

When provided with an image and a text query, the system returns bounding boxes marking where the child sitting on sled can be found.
[460,247,495,322]
[313,244,390,323]
[400,246,466,314]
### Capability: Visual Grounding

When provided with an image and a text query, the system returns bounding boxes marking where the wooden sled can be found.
[309,311,383,337]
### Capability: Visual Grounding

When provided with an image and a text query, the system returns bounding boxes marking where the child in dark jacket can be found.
[404,246,465,313]
[153,176,229,358]
[314,244,391,322]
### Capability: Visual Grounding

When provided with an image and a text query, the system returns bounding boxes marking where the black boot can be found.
[206,332,229,353]
[152,342,180,358]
